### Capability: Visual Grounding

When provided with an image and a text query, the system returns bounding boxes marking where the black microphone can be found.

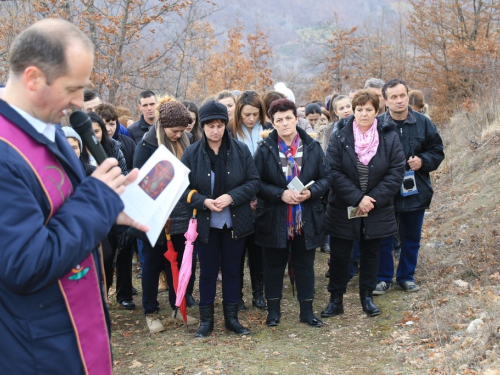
[70,110,107,165]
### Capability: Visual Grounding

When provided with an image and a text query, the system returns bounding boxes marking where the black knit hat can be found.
[198,100,228,126]
[158,101,192,128]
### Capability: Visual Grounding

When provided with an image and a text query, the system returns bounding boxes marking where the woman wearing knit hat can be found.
[62,126,96,177]
[181,100,261,338]
[133,98,199,333]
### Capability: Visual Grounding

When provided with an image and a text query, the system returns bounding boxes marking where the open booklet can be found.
[347,206,368,219]
[120,145,190,246]
[287,176,314,193]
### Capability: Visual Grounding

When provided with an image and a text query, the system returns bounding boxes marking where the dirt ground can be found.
[110,117,500,375]
[110,252,423,375]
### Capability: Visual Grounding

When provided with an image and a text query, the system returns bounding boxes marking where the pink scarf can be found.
[353,118,379,165]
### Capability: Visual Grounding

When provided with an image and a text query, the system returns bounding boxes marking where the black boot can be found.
[320,293,344,317]
[185,294,198,308]
[299,300,323,327]
[360,290,381,317]
[238,292,247,311]
[251,274,267,310]
[321,235,330,253]
[265,298,281,326]
[223,302,250,335]
[195,305,214,338]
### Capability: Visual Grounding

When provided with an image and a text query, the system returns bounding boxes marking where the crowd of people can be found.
[0,19,445,374]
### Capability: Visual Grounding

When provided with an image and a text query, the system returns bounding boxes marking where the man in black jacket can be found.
[128,90,156,143]
[374,79,444,295]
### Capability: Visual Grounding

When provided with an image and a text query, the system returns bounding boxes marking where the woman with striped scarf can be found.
[253,99,332,328]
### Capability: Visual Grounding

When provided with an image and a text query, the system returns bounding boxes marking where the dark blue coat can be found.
[0,100,123,374]
[379,107,444,212]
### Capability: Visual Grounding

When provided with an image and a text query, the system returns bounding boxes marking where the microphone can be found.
[70,110,107,165]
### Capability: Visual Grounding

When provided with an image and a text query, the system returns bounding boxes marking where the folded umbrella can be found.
[176,190,198,309]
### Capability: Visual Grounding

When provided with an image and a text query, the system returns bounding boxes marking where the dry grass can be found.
[109,101,500,374]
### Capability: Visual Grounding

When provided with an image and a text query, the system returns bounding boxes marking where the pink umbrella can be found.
[164,223,187,322]
[175,190,199,309]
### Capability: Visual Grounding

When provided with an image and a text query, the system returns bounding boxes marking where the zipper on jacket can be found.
[231,230,234,239]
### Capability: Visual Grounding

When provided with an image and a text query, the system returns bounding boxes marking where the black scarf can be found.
[205,132,229,198]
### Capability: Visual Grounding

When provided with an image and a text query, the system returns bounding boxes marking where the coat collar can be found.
[0,98,84,184]
[380,106,417,128]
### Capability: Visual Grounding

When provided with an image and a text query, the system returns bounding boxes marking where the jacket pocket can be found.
[255,206,273,234]
[312,205,325,234]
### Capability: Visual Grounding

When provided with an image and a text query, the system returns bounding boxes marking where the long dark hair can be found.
[80,111,114,163]
[181,100,202,143]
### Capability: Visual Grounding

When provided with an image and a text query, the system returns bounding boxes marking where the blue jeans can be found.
[378,209,425,284]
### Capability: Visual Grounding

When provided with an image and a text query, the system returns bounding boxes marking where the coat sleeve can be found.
[367,133,406,208]
[116,148,128,175]
[132,142,150,169]
[0,160,123,294]
[180,147,208,210]
[308,144,332,201]
[418,118,444,173]
[227,144,261,207]
[325,133,364,207]
[254,145,285,203]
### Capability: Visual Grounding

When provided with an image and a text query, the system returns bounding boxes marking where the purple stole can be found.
[0,115,112,375]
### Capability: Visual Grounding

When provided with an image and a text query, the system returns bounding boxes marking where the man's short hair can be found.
[139,90,155,102]
[364,78,385,90]
[382,79,409,99]
[9,19,93,84]
[83,89,101,103]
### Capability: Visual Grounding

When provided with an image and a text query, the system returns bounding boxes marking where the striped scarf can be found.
[278,133,303,239]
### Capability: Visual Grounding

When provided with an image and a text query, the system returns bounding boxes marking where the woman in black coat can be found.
[321,90,405,318]
[181,100,260,338]
[253,98,332,328]
[133,100,199,333]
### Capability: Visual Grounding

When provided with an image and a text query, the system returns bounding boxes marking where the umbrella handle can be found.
[187,189,198,217]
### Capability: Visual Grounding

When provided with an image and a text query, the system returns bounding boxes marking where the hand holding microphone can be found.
[70,110,107,164]
[70,110,148,232]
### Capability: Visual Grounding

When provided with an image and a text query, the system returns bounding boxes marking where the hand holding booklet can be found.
[287,176,314,193]
[347,206,368,219]
[120,145,190,246]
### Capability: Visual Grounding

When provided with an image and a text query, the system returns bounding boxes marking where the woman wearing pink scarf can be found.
[321,90,405,318]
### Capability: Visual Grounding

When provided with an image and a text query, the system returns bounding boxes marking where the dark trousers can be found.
[196,229,246,306]
[329,234,381,294]
[378,209,425,283]
[104,227,134,303]
[141,240,168,315]
[263,234,316,301]
[239,232,264,295]
[164,233,196,309]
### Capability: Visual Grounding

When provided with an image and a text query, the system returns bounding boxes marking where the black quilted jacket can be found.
[180,129,261,244]
[253,126,332,250]
[324,116,405,240]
